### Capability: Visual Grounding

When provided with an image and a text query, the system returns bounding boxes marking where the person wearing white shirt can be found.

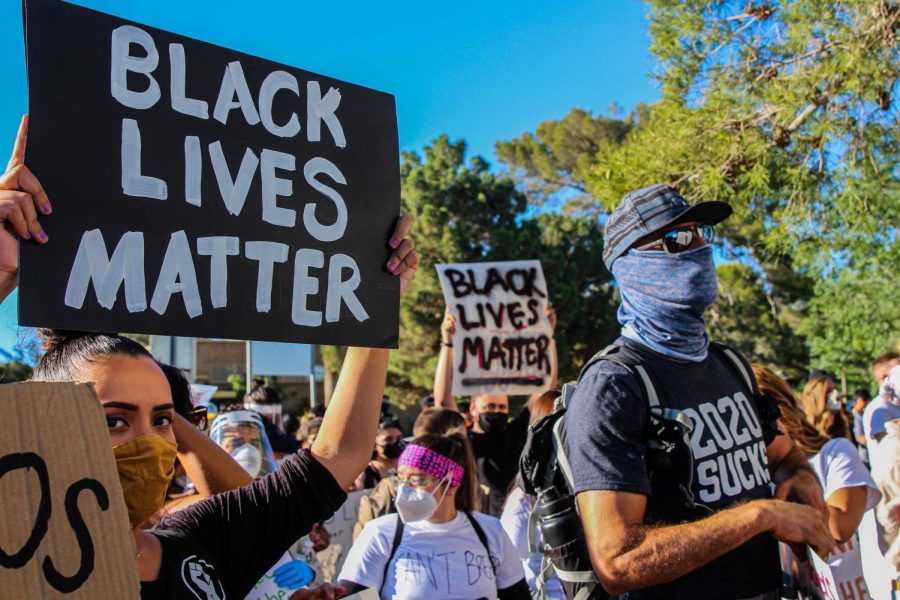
[755,365,882,600]
[339,433,529,599]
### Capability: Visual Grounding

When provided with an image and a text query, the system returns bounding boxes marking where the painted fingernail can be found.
[42,203,52,214]
[387,259,397,271]
[22,231,31,240]
[39,231,47,241]
[390,238,399,248]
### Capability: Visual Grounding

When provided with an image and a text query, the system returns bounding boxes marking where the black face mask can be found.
[478,412,508,436]
[381,440,406,459]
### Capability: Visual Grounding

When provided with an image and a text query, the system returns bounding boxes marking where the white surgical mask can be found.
[395,476,451,523]
[231,444,262,478]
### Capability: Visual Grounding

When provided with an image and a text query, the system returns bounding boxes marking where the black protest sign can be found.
[19,0,400,347]
[436,260,553,396]
[0,383,139,598]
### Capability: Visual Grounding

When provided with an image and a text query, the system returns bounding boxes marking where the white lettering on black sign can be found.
[20,0,400,347]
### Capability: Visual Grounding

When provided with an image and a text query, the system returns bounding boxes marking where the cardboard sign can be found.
[436,260,552,396]
[19,0,400,348]
[0,382,139,598]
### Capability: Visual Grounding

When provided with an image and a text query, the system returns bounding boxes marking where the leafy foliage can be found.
[521,0,900,380]
[386,135,617,407]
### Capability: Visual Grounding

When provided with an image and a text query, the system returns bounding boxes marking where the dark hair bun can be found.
[35,329,92,352]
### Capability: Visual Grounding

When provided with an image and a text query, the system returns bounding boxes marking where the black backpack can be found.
[518,341,771,599]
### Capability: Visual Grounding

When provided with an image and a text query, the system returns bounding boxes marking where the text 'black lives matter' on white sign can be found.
[20,0,400,347]
[436,260,553,396]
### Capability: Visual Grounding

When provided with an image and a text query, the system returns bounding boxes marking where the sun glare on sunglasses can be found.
[636,224,715,254]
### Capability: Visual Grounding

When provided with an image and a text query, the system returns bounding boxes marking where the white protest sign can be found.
[436,260,552,396]
[297,488,369,582]
[803,545,841,600]
[245,550,315,600]
[190,384,218,406]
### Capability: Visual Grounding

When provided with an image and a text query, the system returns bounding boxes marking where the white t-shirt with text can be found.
[500,487,566,599]
[339,511,525,599]
[808,438,881,600]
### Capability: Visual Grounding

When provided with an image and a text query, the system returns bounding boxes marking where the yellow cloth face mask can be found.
[112,434,178,527]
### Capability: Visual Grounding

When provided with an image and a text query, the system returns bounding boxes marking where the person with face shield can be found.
[210,409,279,479]
[338,433,530,599]
[5,115,419,599]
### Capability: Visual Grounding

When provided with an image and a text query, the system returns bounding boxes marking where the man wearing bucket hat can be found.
[564,184,833,599]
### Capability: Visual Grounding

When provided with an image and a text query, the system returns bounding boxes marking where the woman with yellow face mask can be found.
[2,116,419,600]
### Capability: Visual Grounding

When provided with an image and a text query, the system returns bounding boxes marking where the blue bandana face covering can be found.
[612,245,718,362]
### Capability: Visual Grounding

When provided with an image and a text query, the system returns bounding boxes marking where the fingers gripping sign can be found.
[386,215,417,296]
[0,115,53,302]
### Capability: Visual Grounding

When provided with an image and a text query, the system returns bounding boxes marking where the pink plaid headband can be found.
[399,444,465,488]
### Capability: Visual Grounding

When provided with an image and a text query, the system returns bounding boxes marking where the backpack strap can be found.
[710,342,757,396]
[463,511,496,577]
[708,341,780,443]
[380,515,405,595]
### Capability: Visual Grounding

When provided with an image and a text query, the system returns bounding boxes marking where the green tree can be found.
[497,105,814,372]
[386,135,617,408]
[710,263,808,379]
[586,0,899,375]
[496,107,642,211]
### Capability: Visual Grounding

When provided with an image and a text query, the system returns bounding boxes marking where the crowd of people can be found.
[2,115,899,600]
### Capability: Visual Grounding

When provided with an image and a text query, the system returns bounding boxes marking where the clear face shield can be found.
[209,410,278,478]
[244,401,284,432]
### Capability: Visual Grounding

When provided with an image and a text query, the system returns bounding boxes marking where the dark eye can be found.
[107,416,128,430]
[154,414,174,428]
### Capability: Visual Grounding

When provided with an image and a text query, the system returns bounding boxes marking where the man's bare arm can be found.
[766,434,829,515]
[577,490,833,595]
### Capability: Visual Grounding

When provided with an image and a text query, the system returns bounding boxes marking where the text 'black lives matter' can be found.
[19,0,400,347]
[436,260,553,397]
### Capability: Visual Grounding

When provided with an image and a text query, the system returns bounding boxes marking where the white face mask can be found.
[395,475,451,523]
[231,443,262,478]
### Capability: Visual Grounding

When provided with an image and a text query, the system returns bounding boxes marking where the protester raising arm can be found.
[171,412,253,497]
[0,115,51,302]
[433,308,459,411]
[312,215,417,489]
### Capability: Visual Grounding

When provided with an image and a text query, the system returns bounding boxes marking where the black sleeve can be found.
[154,449,347,597]
[498,577,532,599]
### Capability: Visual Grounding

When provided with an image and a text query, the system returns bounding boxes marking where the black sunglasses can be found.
[635,223,715,254]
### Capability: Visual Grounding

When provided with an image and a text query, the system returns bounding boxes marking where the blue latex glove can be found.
[273,559,315,590]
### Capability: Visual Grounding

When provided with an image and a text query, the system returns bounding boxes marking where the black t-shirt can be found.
[140,450,346,599]
[564,337,780,600]
[470,410,528,517]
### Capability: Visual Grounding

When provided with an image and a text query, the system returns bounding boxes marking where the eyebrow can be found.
[102,402,175,412]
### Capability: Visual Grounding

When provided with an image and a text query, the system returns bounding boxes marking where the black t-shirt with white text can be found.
[564,337,780,600]
[140,450,346,599]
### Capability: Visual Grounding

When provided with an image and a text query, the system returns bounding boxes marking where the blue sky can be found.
[0,0,658,357]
